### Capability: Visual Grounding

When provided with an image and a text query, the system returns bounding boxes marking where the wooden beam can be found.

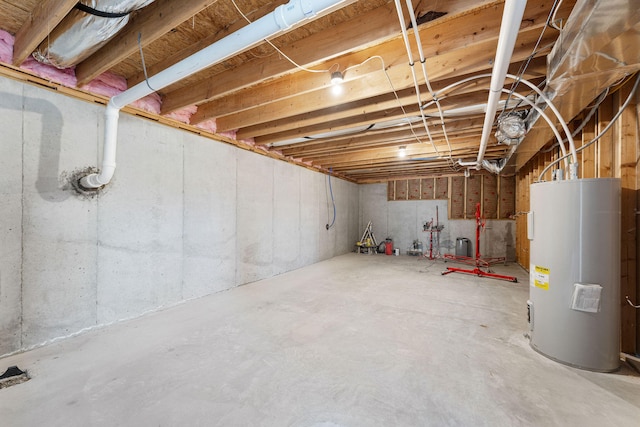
[75,0,220,86]
[251,90,491,144]
[194,0,562,125]
[306,139,508,166]
[215,29,556,132]
[162,0,501,114]
[580,114,597,178]
[245,63,545,143]
[12,0,78,66]
[598,96,615,178]
[192,0,559,125]
[278,120,486,156]
[161,0,411,114]
[127,0,289,87]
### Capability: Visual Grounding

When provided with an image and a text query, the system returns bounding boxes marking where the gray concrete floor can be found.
[1,253,639,426]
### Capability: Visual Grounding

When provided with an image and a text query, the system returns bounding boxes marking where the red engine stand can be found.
[442,203,517,283]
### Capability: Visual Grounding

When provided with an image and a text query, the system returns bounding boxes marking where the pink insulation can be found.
[164,105,197,124]
[80,71,160,114]
[132,92,161,114]
[0,29,13,63]
[1,29,77,87]
[21,56,78,87]
[218,130,237,139]
[195,118,237,139]
[1,28,234,142]
[195,118,217,133]
[81,71,127,96]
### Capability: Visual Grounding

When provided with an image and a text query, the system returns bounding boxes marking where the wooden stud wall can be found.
[450,176,465,219]
[483,174,498,219]
[515,76,639,354]
[387,174,516,220]
[466,175,482,218]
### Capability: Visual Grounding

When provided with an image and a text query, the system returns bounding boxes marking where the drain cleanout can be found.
[0,366,30,389]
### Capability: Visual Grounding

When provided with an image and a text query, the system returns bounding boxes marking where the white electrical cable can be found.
[403,0,454,159]
[503,89,569,169]
[549,0,565,30]
[503,0,560,115]
[422,72,579,172]
[537,73,640,181]
[233,0,436,161]
[541,87,609,153]
[392,0,439,156]
[230,0,330,75]
[505,73,578,167]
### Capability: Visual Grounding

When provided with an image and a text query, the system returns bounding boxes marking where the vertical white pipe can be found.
[80,103,119,188]
[392,0,438,154]
[80,0,347,189]
[475,0,528,166]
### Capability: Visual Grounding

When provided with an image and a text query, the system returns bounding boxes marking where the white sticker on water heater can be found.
[571,283,602,313]
[531,265,550,290]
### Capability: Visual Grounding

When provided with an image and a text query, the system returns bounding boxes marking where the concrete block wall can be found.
[358,184,515,260]
[0,76,359,355]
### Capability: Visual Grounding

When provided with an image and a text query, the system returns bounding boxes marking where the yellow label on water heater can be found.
[532,265,550,290]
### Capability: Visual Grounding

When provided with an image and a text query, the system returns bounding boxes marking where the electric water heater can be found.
[528,178,620,372]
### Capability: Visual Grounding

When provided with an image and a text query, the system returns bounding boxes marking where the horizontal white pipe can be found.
[81,0,347,189]
[476,0,527,166]
[458,160,477,167]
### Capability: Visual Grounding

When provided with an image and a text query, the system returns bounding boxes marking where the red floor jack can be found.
[442,203,517,282]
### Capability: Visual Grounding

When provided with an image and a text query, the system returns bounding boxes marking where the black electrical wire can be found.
[75,3,130,18]
[326,168,336,230]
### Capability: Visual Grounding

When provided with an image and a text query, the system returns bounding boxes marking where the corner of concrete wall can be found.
[358,183,515,258]
[0,75,25,354]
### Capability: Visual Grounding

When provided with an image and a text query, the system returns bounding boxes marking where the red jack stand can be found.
[442,203,517,283]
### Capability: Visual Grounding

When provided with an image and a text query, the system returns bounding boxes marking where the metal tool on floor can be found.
[423,205,444,260]
[442,203,517,282]
[0,365,29,389]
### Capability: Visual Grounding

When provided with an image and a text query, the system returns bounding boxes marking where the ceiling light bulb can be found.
[331,71,343,85]
[398,146,406,158]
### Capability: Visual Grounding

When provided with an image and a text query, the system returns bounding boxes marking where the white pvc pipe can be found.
[81,104,119,188]
[392,0,438,155]
[80,0,347,189]
[404,0,453,157]
[476,0,527,167]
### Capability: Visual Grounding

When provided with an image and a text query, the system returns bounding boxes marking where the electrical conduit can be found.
[392,0,439,156]
[424,72,575,173]
[403,0,454,158]
[80,0,349,189]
